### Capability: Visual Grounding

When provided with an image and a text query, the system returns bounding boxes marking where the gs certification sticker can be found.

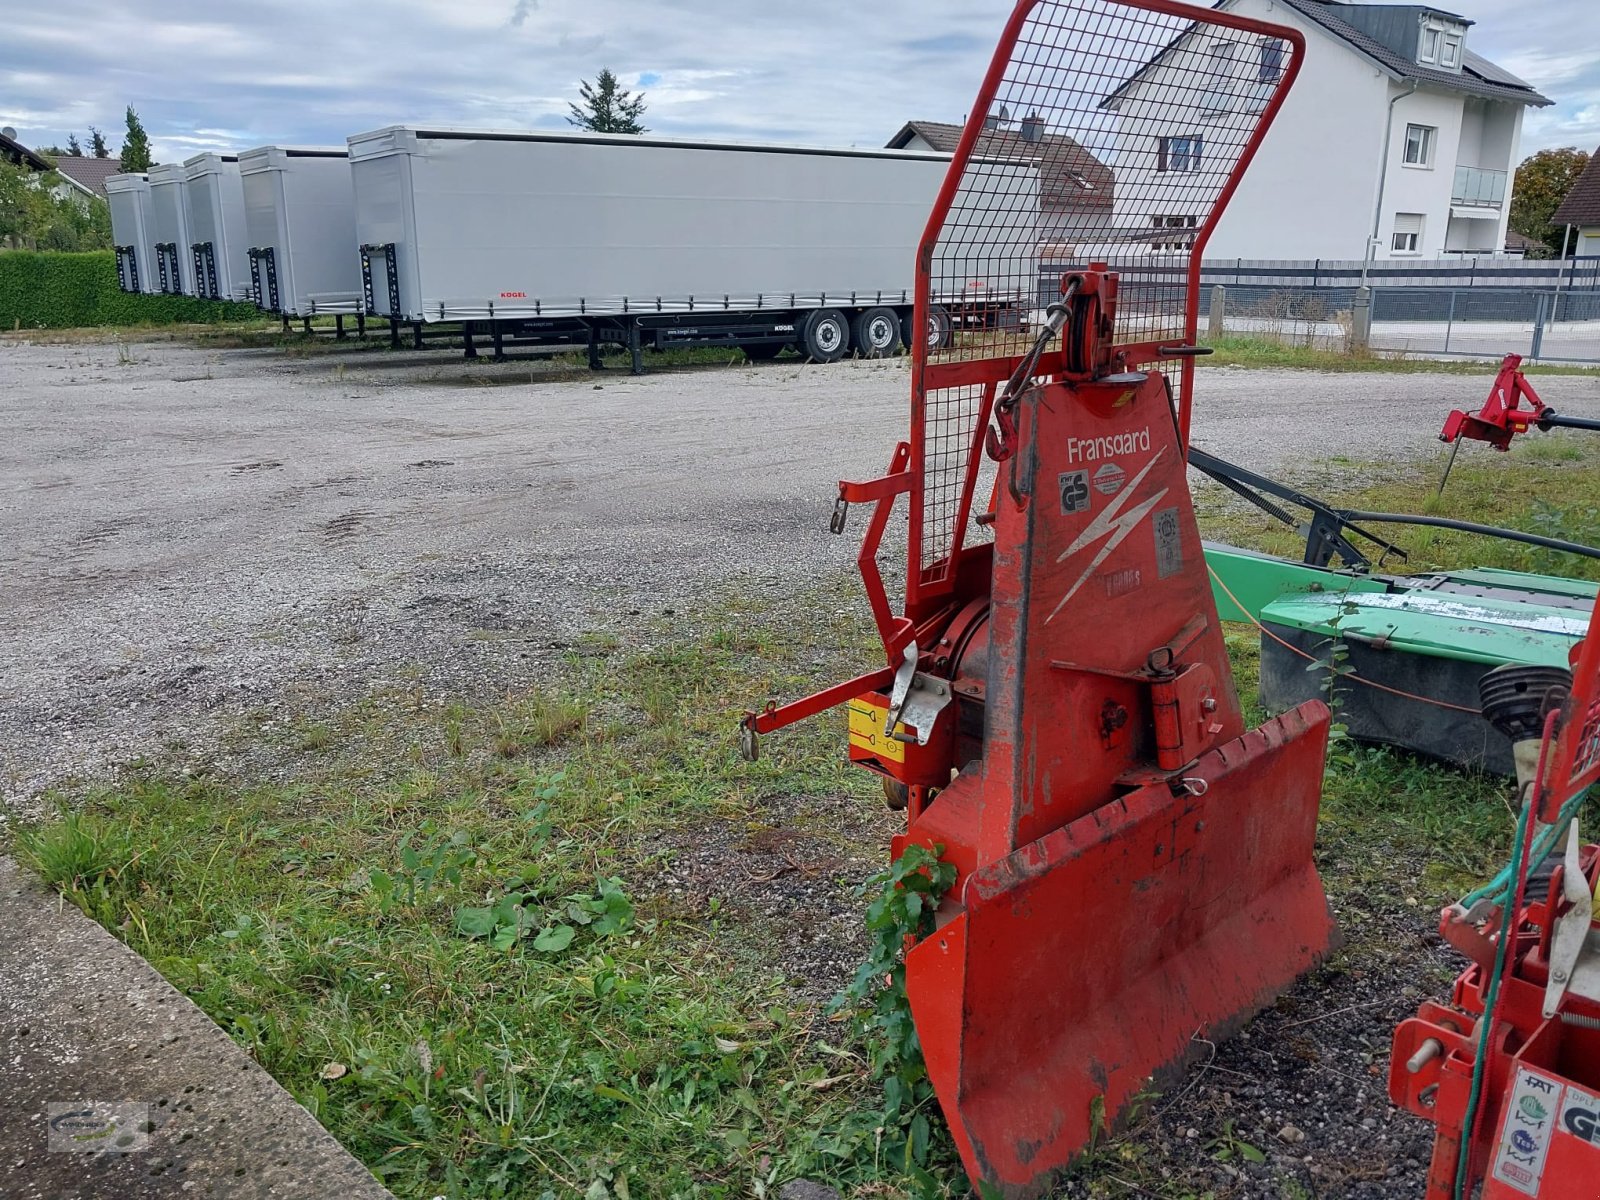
[1059,470,1090,515]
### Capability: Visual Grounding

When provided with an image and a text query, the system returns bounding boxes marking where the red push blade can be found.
[907,702,1337,1196]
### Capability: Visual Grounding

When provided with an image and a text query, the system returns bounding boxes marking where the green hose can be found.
[1459,789,1591,912]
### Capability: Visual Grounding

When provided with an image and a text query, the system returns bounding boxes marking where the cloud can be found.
[0,0,1589,167]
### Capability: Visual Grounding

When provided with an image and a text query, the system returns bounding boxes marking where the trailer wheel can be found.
[852,307,901,358]
[743,342,787,361]
[900,304,953,353]
[799,309,849,363]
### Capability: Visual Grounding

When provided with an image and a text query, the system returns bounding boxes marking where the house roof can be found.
[51,155,125,198]
[0,128,51,171]
[1552,150,1600,228]
[1271,0,1552,106]
[1102,0,1550,109]
[1503,229,1545,252]
[885,120,1114,211]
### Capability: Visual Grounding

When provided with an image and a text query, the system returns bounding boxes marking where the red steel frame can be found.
[747,5,1336,1191]
[904,0,1307,624]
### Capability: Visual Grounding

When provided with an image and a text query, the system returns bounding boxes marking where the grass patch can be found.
[14,808,143,918]
[6,594,911,1199]
[12,437,1600,1196]
[1199,334,1600,375]
[1198,428,1600,581]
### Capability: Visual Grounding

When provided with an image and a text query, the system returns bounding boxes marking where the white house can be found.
[1098,0,1550,260]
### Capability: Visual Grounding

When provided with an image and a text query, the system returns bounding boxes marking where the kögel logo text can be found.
[1067,427,1151,464]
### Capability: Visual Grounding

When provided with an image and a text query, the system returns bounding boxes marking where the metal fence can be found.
[1367,288,1600,362]
[1040,254,1600,297]
[1197,284,1600,364]
[1037,256,1600,365]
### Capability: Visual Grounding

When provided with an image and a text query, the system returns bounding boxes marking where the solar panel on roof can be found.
[1462,49,1532,90]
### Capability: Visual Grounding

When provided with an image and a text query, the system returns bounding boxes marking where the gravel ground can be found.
[3,333,1598,1197]
[5,334,1597,807]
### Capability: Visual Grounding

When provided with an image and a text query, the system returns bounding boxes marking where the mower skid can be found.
[905,700,1338,1196]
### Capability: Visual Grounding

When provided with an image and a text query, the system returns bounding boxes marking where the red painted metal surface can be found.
[1389,845,1600,1198]
[742,3,1338,1193]
[1440,354,1551,452]
[906,0,1307,613]
[893,362,1335,1193]
[906,701,1333,1190]
[1388,599,1599,1198]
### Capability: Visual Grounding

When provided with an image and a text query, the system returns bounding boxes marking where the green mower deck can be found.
[1206,545,1595,775]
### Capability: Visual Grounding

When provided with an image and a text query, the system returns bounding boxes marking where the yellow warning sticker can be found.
[847,699,905,763]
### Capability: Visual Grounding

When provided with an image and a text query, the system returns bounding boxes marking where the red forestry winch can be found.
[742,3,1338,1193]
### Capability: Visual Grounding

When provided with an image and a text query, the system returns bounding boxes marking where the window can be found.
[1258,38,1284,83]
[1150,214,1198,254]
[1392,212,1424,253]
[1157,135,1203,173]
[1201,41,1236,114]
[1420,21,1464,69]
[1403,123,1435,167]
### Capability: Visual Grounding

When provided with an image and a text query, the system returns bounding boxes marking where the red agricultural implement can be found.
[1389,632,1600,1198]
[1438,353,1600,493]
[741,1,1340,1193]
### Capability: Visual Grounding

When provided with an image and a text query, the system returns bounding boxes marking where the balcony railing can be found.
[1453,165,1507,208]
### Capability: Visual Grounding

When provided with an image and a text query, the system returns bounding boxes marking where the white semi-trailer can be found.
[239,146,364,326]
[347,126,1038,366]
[105,173,154,294]
[183,153,251,301]
[148,163,194,295]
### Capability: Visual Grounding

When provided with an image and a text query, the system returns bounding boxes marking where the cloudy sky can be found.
[2,0,1595,161]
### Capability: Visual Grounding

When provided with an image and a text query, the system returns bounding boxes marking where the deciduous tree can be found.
[1510,147,1590,256]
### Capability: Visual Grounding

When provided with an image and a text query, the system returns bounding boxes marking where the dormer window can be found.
[1418,17,1465,71]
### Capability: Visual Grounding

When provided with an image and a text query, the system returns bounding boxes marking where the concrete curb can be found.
[0,856,395,1200]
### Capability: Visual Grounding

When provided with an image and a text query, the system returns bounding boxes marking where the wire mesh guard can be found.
[913,0,1299,582]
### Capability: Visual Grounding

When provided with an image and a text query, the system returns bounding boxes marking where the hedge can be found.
[0,250,261,329]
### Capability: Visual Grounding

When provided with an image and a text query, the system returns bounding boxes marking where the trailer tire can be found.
[852,307,901,358]
[743,342,787,361]
[798,309,850,363]
[901,304,953,354]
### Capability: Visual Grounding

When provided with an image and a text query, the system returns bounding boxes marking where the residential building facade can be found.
[1099,0,1549,260]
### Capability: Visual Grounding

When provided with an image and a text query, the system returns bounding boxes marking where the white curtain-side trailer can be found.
[105,173,155,294]
[347,126,1038,368]
[182,153,251,302]
[148,163,194,296]
[239,146,363,327]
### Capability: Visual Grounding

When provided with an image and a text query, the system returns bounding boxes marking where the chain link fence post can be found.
[1208,285,1225,340]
